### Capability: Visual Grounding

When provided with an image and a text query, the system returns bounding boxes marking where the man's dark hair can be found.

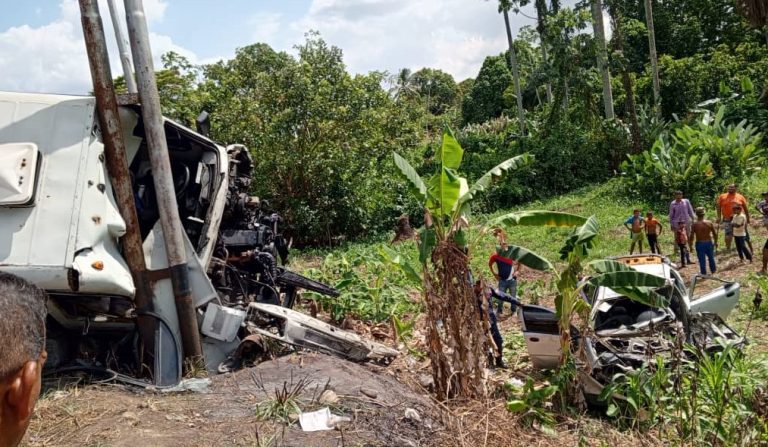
[674,190,683,195]
[0,272,47,379]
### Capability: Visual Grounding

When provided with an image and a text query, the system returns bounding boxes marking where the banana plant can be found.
[392,129,535,399]
[393,129,533,261]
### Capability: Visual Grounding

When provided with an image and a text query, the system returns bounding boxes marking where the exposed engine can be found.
[209,145,336,312]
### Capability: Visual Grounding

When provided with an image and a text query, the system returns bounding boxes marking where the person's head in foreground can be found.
[696,207,705,218]
[0,272,47,447]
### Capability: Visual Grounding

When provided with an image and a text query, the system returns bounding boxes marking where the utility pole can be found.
[124,0,203,362]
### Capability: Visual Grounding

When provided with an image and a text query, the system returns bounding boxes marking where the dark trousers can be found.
[647,234,660,254]
[735,235,752,261]
[488,309,504,357]
[695,240,717,274]
[678,244,691,265]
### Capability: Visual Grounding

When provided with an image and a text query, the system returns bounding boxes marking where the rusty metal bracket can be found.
[144,267,171,282]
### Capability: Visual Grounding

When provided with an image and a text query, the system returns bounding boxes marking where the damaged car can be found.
[517,254,744,396]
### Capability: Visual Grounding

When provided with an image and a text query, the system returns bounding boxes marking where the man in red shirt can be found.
[488,242,521,315]
[716,183,750,251]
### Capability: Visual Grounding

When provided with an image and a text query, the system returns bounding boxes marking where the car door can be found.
[686,275,740,319]
[519,304,561,370]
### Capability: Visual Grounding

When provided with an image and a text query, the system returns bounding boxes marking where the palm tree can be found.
[390,68,417,100]
[591,0,614,119]
[499,0,527,134]
[608,3,642,153]
[535,0,554,103]
[644,0,661,116]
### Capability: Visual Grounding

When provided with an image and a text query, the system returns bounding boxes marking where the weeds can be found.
[251,371,310,424]
[599,342,768,445]
[505,377,558,435]
[303,244,421,323]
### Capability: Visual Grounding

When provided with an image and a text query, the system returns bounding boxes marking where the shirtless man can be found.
[689,207,718,275]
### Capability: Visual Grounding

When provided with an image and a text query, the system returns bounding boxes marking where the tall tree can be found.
[499,0,527,134]
[461,55,514,124]
[535,0,555,103]
[608,3,643,153]
[644,0,661,115]
[591,0,615,119]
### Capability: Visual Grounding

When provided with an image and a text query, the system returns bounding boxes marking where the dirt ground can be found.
[23,352,451,447]
[22,250,768,447]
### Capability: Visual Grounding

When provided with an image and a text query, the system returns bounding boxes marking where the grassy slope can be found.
[295,170,768,347]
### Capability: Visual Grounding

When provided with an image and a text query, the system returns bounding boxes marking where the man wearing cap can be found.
[716,184,749,251]
[690,207,718,275]
[669,191,694,254]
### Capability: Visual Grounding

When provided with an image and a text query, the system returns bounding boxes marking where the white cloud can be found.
[249,12,283,45]
[285,0,537,81]
[0,0,195,95]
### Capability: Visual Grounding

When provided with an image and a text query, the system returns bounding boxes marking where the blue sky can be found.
[0,0,546,94]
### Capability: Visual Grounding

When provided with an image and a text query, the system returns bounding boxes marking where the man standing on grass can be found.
[669,191,695,255]
[624,209,645,254]
[488,242,520,316]
[0,272,48,447]
[716,184,749,251]
[690,207,718,275]
[645,212,663,254]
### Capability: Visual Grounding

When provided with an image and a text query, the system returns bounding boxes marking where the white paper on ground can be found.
[300,407,334,431]
[299,407,351,432]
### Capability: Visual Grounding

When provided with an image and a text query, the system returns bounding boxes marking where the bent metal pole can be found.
[78,0,154,330]
[106,0,137,93]
[123,0,203,361]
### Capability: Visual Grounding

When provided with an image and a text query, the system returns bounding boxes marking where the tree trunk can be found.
[424,242,489,400]
[591,0,614,119]
[391,215,415,243]
[535,0,554,104]
[503,8,527,135]
[610,8,642,153]
[644,0,661,116]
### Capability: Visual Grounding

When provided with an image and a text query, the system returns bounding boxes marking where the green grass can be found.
[293,171,768,317]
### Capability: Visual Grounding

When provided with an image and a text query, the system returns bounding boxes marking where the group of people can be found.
[624,185,768,275]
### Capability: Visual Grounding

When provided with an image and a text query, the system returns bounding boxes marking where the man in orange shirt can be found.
[716,183,750,251]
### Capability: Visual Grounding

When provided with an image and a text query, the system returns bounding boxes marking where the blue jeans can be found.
[695,241,717,275]
[497,278,517,314]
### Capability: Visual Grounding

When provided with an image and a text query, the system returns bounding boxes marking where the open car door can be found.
[686,275,740,319]
[519,304,562,370]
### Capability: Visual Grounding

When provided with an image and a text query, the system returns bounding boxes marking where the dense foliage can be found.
[146,0,767,247]
[621,106,766,204]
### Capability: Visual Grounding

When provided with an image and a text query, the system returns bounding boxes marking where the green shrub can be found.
[302,244,421,323]
[621,106,765,205]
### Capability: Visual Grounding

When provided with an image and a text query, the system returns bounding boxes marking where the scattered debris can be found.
[299,407,351,432]
[404,407,421,423]
[160,378,212,394]
[318,389,339,405]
